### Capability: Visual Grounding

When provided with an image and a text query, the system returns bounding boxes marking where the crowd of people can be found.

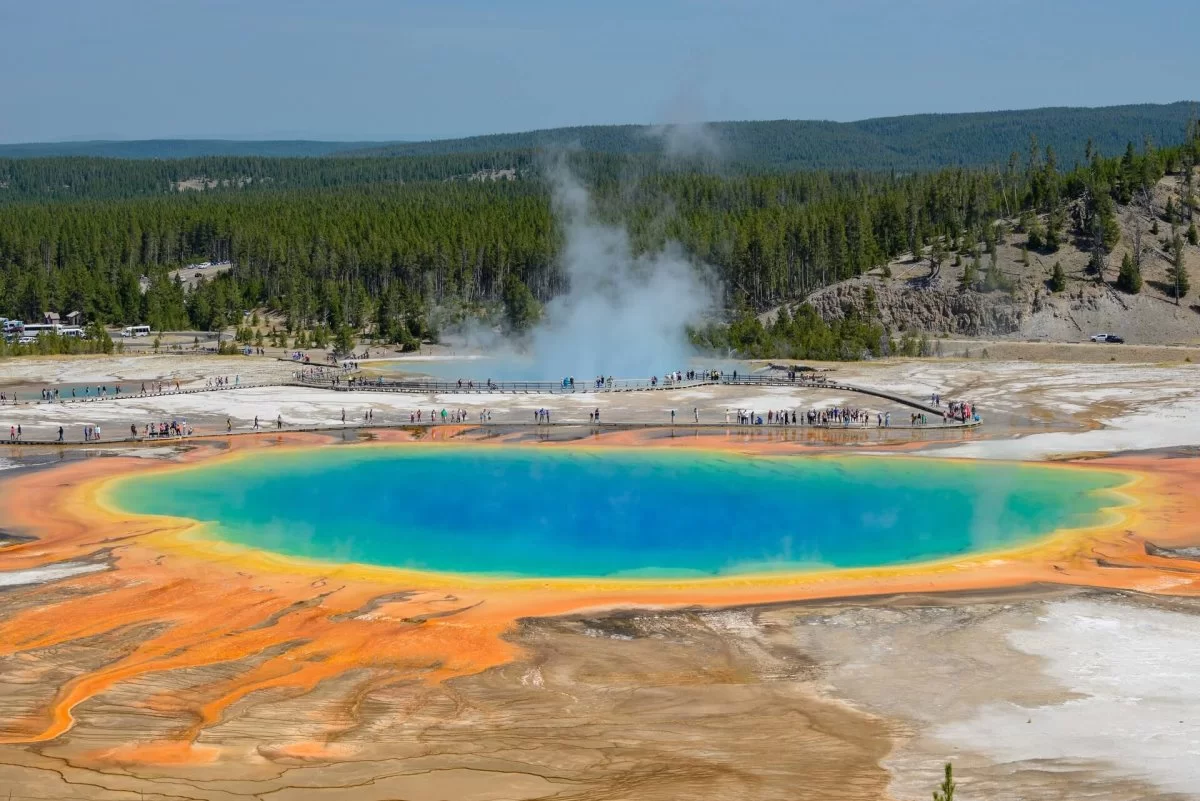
[716,404,980,428]
[142,420,193,438]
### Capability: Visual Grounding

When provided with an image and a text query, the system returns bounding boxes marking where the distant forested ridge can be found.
[2,104,1195,204]
[0,152,540,202]
[346,103,1199,170]
[2,102,1194,172]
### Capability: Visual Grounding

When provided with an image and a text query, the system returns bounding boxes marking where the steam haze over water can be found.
[429,160,718,381]
[524,164,716,379]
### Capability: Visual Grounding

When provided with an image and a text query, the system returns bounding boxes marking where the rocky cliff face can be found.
[808,282,1030,336]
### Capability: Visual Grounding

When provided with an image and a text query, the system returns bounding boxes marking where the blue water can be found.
[108,448,1126,579]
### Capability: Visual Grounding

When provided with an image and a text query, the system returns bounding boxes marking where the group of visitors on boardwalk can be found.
[720,405,960,428]
[456,379,499,390]
[778,368,831,384]
[143,420,192,438]
[5,380,193,406]
[205,376,239,389]
[295,366,336,381]
[139,380,182,394]
[403,408,489,424]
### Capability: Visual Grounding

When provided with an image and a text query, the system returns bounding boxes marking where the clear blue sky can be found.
[1,0,1193,143]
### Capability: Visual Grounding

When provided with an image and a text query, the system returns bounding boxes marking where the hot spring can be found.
[107,447,1128,579]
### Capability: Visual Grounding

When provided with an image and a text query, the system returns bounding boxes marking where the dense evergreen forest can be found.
[0,152,540,202]
[1,118,1197,360]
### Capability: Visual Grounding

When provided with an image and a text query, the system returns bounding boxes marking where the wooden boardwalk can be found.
[1,371,979,448]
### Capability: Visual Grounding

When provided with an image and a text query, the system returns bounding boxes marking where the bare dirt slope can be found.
[801,169,1200,345]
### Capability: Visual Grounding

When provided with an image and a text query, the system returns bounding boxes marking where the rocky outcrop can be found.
[808,281,1029,336]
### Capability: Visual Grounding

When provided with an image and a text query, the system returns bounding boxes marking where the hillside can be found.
[346,102,1199,170]
[803,169,1200,346]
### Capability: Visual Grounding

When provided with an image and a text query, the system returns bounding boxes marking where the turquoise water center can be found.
[108,447,1127,579]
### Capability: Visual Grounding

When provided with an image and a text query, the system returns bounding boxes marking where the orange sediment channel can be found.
[1,429,1199,764]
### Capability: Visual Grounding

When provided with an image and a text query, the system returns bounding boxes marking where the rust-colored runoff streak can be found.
[0,429,1197,766]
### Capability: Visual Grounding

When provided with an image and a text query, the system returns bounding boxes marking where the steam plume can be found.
[523,162,716,378]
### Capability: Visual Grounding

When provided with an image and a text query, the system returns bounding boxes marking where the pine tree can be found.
[1049,261,1066,292]
[501,274,542,333]
[959,257,978,292]
[932,763,956,801]
[1045,206,1064,251]
[1116,252,1142,294]
[1168,234,1190,303]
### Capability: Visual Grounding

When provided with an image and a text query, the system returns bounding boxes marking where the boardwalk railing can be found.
[1,371,977,432]
[292,373,957,417]
[2,380,281,407]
